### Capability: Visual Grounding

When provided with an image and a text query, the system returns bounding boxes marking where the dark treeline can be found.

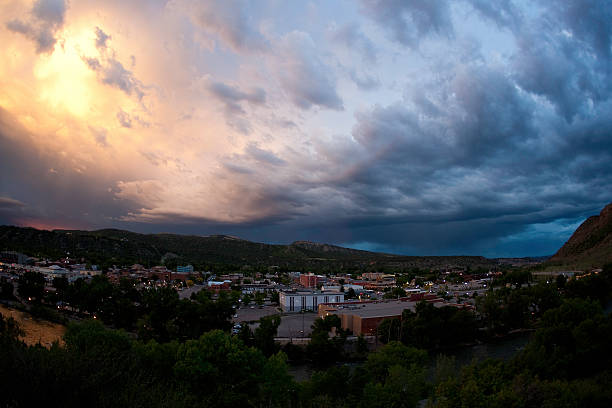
[0,313,433,408]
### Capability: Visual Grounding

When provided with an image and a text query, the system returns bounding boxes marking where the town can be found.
[0,248,510,341]
[1,222,611,408]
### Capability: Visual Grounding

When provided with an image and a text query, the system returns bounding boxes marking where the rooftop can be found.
[322,299,450,319]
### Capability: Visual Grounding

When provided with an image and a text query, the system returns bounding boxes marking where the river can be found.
[287,331,532,381]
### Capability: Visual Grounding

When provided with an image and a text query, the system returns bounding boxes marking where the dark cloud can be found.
[32,0,66,25]
[210,40,612,255]
[245,143,286,166]
[79,26,146,100]
[0,107,133,228]
[207,81,266,133]
[465,0,522,30]
[95,26,111,49]
[330,22,378,63]
[191,0,269,53]
[0,196,27,227]
[509,0,612,122]
[82,56,145,100]
[545,0,612,59]
[349,70,380,91]
[209,81,266,113]
[116,110,132,128]
[0,197,26,209]
[5,0,67,53]
[88,126,108,147]
[277,31,344,110]
[360,0,453,48]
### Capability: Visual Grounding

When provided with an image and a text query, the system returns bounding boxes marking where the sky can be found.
[1,0,611,257]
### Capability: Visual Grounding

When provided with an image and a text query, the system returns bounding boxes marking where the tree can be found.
[346,287,357,299]
[0,312,23,341]
[361,364,426,408]
[0,277,14,300]
[383,286,406,299]
[254,315,281,357]
[356,334,369,357]
[17,272,45,302]
[377,317,401,343]
[254,291,266,306]
[174,330,267,407]
[308,315,345,365]
[259,352,297,407]
[302,366,351,403]
[138,286,180,342]
[241,292,253,305]
[51,276,69,302]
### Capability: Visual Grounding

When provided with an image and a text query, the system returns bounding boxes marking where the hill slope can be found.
[549,202,612,268]
[0,225,496,271]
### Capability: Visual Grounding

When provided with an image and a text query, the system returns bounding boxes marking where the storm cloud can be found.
[1,0,611,257]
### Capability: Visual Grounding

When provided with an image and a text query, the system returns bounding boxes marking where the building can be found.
[0,251,31,265]
[299,273,325,288]
[36,265,80,282]
[279,290,344,312]
[320,300,414,335]
[177,265,194,274]
[241,283,273,294]
[208,280,231,292]
[361,272,394,281]
[318,295,448,335]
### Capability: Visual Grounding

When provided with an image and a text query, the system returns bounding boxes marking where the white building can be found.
[36,265,80,282]
[279,290,345,312]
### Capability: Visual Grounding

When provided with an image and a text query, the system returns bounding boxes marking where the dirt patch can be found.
[0,304,66,347]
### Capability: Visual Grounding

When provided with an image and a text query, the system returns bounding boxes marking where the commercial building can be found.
[299,273,325,288]
[208,280,231,292]
[318,295,449,335]
[177,265,194,274]
[279,290,344,312]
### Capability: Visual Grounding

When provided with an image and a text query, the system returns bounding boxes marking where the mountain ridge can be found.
[0,225,496,271]
[548,202,612,268]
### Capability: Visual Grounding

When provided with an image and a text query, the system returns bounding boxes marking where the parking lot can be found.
[232,305,280,323]
[232,307,319,338]
[275,312,318,338]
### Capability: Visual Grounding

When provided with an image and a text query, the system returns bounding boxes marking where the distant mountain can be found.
[0,225,496,272]
[549,202,612,268]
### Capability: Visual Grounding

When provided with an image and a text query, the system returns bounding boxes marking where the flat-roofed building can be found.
[319,300,415,335]
[279,290,344,312]
[319,297,451,336]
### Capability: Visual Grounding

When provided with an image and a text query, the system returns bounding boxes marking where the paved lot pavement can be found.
[232,305,279,323]
[232,308,319,338]
[178,284,206,299]
[276,313,318,338]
